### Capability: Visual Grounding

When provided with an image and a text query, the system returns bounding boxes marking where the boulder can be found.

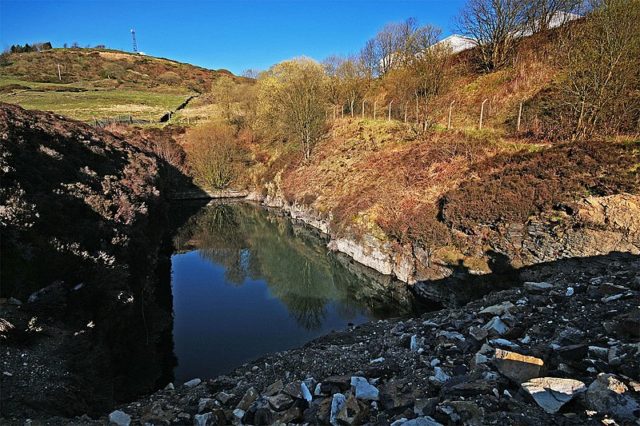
[237,387,259,411]
[266,393,294,411]
[403,416,443,426]
[520,377,586,414]
[330,393,347,426]
[479,302,515,316]
[482,316,509,336]
[263,380,283,396]
[351,376,379,401]
[524,282,554,293]
[494,349,544,383]
[585,373,640,421]
[108,410,131,426]
[193,412,213,426]
[183,378,201,388]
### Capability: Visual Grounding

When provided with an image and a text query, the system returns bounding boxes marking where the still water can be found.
[170,202,415,382]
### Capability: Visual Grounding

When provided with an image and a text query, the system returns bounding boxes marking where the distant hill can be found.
[0,48,250,122]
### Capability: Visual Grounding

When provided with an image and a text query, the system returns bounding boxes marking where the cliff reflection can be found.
[172,202,416,332]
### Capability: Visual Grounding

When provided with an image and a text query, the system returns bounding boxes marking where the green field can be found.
[0,77,189,122]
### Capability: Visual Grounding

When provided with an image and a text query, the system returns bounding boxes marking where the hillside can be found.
[0,48,249,122]
[213,22,640,284]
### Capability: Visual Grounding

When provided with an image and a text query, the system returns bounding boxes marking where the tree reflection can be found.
[173,202,415,330]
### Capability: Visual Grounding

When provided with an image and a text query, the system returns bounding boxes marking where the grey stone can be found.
[436,330,465,341]
[351,376,379,401]
[521,377,586,414]
[215,391,234,404]
[403,416,443,426]
[183,378,201,388]
[108,410,131,426]
[429,367,451,384]
[479,301,515,316]
[494,349,544,383]
[482,316,509,336]
[266,393,294,411]
[301,381,313,402]
[237,387,258,411]
[524,281,554,292]
[193,412,212,426]
[585,373,640,421]
[330,393,347,426]
[263,379,283,396]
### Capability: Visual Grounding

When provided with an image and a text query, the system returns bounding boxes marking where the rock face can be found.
[521,377,586,413]
[585,374,640,421]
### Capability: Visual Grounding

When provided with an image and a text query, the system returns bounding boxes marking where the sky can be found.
[0,0,467,74]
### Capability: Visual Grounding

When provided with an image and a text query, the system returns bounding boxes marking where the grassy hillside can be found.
[0,48,248,122]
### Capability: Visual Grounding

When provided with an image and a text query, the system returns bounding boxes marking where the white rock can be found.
[108,410,131,426]
[429,367,450,384]
[301,381,313,402]
[184,378,201,388]
[565,287,574,297]
[164,382,174,390]
[370,357,385,363]
[330,393,347,426]
[403,417,443,426]
[351,376,379,401]
[232,408,245,420]
[194,412,212,426]
[482,316,509,335]
[521,377,586,414]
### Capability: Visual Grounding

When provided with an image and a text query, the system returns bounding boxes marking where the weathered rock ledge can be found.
[251,192,640,287]
[15,252,637,425]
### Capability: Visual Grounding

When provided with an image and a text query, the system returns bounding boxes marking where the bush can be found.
[442,141,640,230]
[186,123,248,190]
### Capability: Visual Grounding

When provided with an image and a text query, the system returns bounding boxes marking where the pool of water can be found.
[170,202,415,382]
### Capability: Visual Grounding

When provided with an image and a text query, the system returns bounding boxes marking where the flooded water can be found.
[169,202,416,382]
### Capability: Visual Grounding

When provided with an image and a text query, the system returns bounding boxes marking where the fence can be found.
[329,98,528,133]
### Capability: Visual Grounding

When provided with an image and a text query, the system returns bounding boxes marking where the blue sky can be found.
[0,0,466,74]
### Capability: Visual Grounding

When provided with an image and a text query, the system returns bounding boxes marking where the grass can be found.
[0,80,187,121]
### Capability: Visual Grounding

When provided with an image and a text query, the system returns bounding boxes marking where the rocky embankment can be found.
[28,252,633,426]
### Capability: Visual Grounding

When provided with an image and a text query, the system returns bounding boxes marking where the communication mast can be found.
[130,29,138,53]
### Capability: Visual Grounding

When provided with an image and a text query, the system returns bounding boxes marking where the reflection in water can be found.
[170,202,416,381]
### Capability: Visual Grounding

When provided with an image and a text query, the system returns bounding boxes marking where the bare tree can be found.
[523,0,582,33]
[361,17,432,76]
[559,0,640,139]
[458,0,528,71]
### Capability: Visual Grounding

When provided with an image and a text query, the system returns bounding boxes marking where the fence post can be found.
[517,101,523,132]
[448,100,455,130]
[479,99,488,130]
[415,95,419,125]
[374,101,378,120]
[388,100,393,121]
[341,104,344,119]
[362,100,365,119]
[350,100,355,118]
[404,102,409,123]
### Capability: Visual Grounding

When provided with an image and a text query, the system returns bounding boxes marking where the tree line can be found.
[187,0,639,190]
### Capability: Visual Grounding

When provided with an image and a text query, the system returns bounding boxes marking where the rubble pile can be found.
[95,256,639,425]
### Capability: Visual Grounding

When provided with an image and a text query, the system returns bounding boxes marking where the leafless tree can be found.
[559,0,640,139]
[458,0,528,71]
[523,0,582,33]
